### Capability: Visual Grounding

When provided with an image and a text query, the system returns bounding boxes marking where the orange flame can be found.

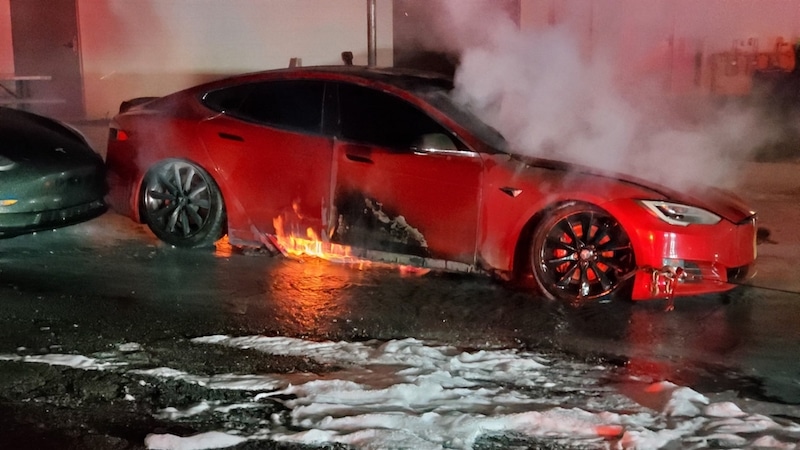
[277,227,362,265]
[273,207,367,267]
[272,208,429,275]
[214,235,233,258]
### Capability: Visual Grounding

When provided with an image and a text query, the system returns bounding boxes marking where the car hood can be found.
[518,155,756,224]
[0,108,103,169]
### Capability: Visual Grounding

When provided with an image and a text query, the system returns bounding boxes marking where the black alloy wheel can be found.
[140,159,226,248]
[530,202,635,303]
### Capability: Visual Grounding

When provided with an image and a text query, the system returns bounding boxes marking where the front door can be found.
[9,0,84,117]
[331,82,483,264]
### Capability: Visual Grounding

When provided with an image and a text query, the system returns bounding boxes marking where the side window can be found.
[203,81,324,133]
[202,84,252,113]
[337,83,455,150]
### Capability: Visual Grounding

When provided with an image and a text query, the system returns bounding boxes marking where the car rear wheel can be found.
[140,159,226,248]
[530,202,635,303]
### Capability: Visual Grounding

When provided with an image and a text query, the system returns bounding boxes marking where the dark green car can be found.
[0,107,107,238]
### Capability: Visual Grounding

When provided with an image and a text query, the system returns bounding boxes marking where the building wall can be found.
[520,0,800,95]
[0,0,13,73]
[521,0,800,54]
[3,1,800,118]
[76,0,393,118]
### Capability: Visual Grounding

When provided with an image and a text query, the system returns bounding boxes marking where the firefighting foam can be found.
[6,336,799,449]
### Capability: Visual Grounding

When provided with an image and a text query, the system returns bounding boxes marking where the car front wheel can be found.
[140,159,226,248]
[530,202,636,303]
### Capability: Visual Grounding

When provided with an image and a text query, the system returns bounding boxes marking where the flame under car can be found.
[105,66,756,303]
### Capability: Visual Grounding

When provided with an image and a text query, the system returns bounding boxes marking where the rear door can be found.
[196,80,333,242]
[331,82,483,263]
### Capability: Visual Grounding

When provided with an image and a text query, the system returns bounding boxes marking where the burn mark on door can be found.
[333,191,429,257]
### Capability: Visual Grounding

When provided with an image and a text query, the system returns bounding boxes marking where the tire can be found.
[530,202,635,303]
[139,159,226,248]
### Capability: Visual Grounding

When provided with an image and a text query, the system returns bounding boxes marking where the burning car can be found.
[0,107,107,238]
[105,66,756,303]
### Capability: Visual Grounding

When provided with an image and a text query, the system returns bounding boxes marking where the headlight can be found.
[639,200,721,226]
[0,155,16,171]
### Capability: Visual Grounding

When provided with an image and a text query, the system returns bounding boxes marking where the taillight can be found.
[109,128,129,141]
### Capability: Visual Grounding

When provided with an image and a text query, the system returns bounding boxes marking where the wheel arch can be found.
[137,158,230,249]
[512,200,577,280]
[519,199,638,301]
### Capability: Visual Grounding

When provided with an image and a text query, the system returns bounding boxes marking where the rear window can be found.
[202,80,324,133]
[202,84,252,113]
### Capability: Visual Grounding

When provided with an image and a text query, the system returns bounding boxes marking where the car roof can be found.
[199,65,455,94]
[297,65,454,89]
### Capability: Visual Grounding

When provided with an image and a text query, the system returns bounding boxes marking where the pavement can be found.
[737,160,800,295]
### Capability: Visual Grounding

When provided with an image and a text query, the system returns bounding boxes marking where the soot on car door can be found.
[331,82,483,264]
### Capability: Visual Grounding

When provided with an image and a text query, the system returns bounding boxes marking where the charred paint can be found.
[332,191,429,257]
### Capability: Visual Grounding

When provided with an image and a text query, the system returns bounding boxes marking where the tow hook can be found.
[646,266,687,311]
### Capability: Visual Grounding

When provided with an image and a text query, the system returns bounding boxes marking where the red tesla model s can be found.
[105,66,757,303]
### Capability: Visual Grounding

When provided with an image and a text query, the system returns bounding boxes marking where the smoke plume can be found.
[424,1,785,191]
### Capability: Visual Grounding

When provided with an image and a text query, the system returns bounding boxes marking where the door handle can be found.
[345,153,373,164]
[342,144,373,164]
[218,132,245,142]
[63,35,78,54]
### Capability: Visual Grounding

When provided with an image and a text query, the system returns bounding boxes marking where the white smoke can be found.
[428,1,784,191]
[452,26,637,168]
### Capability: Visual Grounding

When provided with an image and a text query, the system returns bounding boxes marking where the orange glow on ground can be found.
[595,425,625,439]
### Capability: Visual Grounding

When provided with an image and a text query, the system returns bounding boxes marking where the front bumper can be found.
[627,214,757,300]
[0,199,107,238]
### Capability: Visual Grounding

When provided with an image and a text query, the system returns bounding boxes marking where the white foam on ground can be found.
[3,336,799,449]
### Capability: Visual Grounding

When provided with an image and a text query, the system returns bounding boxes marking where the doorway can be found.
[9,0,84,118]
